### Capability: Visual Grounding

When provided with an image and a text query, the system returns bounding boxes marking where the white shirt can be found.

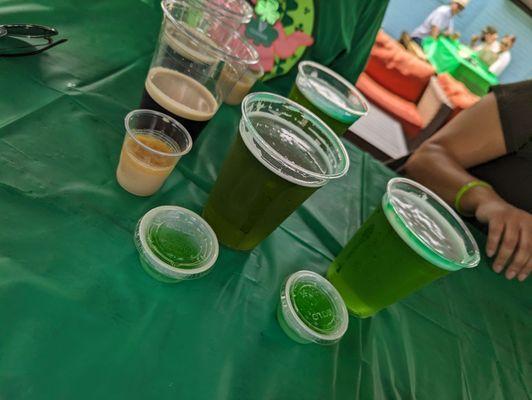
[473,41,501,53]
[411,6,454,39]
[489,51,511,76]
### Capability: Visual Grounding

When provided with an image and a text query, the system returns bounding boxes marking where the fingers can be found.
[486,220,504,260]
[505,228,529,279]
[492,225,519,274]
[517,258,532,282]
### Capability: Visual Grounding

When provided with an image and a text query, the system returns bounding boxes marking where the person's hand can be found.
[475,198,532,281]
[449,32,461,41]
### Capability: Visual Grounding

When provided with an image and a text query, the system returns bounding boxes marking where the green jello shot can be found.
[278,270,348,345]
[135,206,219,283]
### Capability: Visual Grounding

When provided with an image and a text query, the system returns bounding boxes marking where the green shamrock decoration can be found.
[255,0,281,25]
[281,0,298,27]
[245,15,279,46]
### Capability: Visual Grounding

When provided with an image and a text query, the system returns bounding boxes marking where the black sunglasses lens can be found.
[5,25,57,38]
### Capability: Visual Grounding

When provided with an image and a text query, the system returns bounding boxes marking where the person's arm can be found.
[443,18,455,36]
[489,52,510,76]
[430,25,440,38]
[405,93,532,281]
[427,7,448,38]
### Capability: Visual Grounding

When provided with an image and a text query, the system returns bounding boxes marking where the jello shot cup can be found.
[116,109,192,196]
[277,270,349,345]
[135,206,219,283]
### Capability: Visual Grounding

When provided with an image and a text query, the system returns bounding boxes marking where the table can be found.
[423,37,499,96]
[1,1,531,399]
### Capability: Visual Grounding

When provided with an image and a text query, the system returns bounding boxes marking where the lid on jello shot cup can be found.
[134,206,219,282]
[280,270,349,345]
[382,178,481,272]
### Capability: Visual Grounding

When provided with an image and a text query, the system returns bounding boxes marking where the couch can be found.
[437,73,481,119]
[356,31,442,139]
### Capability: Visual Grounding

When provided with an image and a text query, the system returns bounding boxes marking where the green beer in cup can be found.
[289,61,369,136]
[203,92,349,251]
[327,178,480,318]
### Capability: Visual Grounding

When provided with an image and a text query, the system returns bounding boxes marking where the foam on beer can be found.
[297,75,366,124]
[386,189,469,264]
[145,67,218,121]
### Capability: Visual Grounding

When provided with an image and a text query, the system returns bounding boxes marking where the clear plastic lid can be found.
[161,0,258,65]
[240,92,350,188]
[189,0,253,25]
[280,270,349,344]
[383,178,480,271]
[296,61,369,124]
[135,206,219,280]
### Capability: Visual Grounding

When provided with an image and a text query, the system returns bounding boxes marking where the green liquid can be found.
[203,116,322,251]
[327,205,449,318]
[289,84,357,137]
[291,281,337,333]
[147,222,201,269]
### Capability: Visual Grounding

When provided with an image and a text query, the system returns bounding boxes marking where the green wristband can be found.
[454,180,492,216]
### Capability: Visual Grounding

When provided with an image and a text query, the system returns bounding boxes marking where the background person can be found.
[411,0,468,46]
[489,34,516,76]
[405,80,532,282]
[472,26,500,66]
[471,25,500,52]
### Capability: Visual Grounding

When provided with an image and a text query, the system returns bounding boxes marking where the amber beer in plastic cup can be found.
[203,92,350,251]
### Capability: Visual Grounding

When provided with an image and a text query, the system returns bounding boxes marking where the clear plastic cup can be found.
[116,109,192,197]
[223,63,264,105]
[189,0,253,29]
[277,270,349,345]
[135,206,219,283]
[327,178,481,317]
[203,92,350,251]
[288,61,369,136]
[140,0,259,140]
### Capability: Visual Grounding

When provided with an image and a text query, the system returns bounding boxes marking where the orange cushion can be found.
[356,72,423,138]
[437,74,480,117]
[365,31,435,103]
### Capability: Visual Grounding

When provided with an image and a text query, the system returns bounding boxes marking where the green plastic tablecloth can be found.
[423,37,499,96]
[1,1,531,399]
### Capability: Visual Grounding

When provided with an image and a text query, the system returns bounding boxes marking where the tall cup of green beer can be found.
[288,61,369,136]
[203,92,350,251]
[327,178,480,318]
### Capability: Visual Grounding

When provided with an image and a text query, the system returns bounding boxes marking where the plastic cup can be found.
[116,109,192,196]
[223,63,264,106]
[189,0,253,29]
[327,178,481,318]
[288,61,369,136]
[134,206,219,283]
[277,270,349,345]
[140,0,259,140]
[203,92,350,251]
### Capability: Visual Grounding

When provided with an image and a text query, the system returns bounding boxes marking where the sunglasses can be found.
[0,24,67,57]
